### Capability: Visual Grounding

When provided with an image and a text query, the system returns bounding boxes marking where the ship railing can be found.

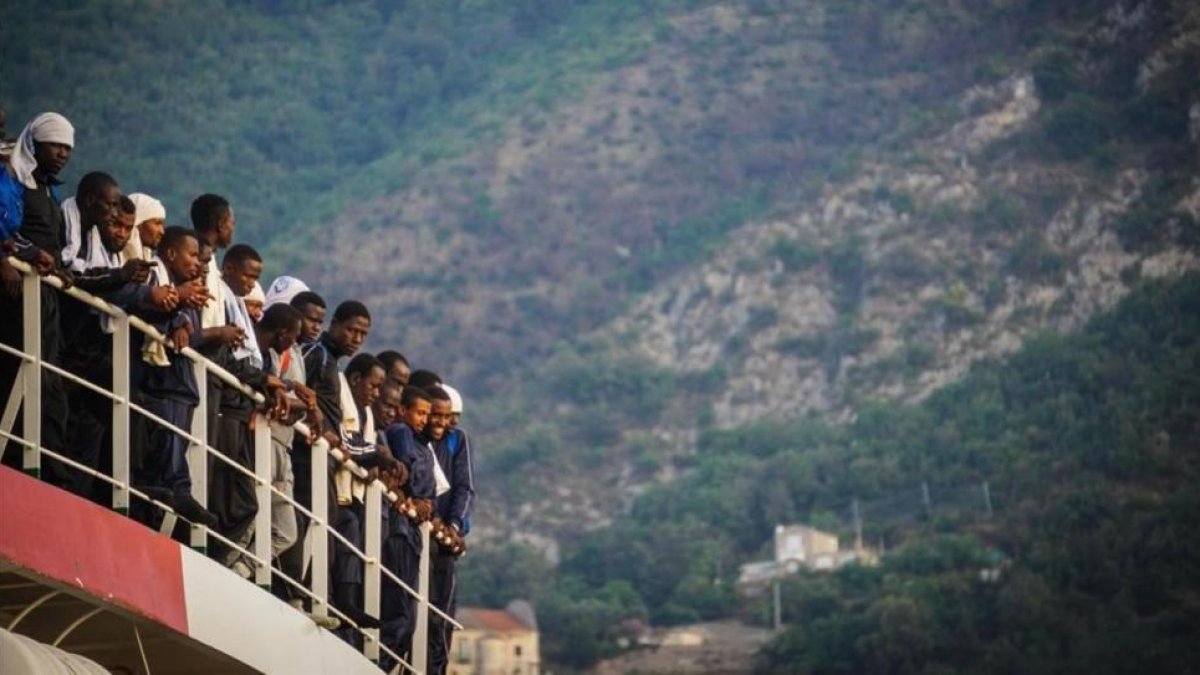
[0,258,460,675]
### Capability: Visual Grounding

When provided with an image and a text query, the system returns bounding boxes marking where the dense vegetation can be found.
[1,0,641,246]
[462,272,1200,670]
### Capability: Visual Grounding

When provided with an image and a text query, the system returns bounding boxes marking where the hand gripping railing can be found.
[0,258,461,674]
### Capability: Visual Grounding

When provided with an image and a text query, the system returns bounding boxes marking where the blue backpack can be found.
[0,168,24,241]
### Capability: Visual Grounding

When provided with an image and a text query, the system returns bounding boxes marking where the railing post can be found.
[364,481,383,663]
[310,438,330,619]
[111,313,131,513]
[188,361,209,552]
[412,522,431,674]
[253,411,272,588]
[21,270,41,476]
[0,357,23,462]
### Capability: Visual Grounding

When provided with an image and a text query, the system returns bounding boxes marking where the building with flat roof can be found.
[738,524,878,593]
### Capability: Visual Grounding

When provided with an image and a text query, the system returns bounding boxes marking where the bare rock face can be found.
[611,70,1199,429]
[943,75,1041,157]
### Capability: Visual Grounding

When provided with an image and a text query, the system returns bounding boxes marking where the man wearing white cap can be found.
[0,112,76,473]
[264,275,309,308]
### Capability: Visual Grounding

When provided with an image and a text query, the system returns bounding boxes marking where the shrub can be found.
[877,245,935,286]
[747,306,780,333]
[828,235,868,315]
[1005,232,1068,283]
[1040,94,1115,161]
[1032,48,1080,103]
[973,192,1025,234]
[771,237,821,272]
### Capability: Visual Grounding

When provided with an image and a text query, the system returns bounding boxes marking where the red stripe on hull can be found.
[0,466,188,634]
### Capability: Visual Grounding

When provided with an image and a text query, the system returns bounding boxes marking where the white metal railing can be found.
[0,258,462,674]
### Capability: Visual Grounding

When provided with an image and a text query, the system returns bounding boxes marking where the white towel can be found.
[200,257,226,329]
[336,374,377,504]
[60,197,87,272]
[429,442,451,497]
[74,221,125,334]
[220,279,263,368]
[141,256,172,367]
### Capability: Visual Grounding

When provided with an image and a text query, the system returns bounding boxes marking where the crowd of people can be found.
[0,110,475,673]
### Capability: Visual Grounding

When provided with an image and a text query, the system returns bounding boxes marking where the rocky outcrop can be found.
[613,69,1198,428]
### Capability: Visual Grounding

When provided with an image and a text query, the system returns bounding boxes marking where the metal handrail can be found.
[0,258,462,674]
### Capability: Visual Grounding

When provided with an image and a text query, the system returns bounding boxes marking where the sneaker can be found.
[308,613,341,630]
[231,560,254,579]
[169,493,219,528]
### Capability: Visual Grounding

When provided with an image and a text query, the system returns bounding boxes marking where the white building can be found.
[737,524,878,591]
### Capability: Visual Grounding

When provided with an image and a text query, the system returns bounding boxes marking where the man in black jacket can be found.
[285,301,371,603]
[0,113,75,472]
[208,243,288,575]
[59,191,171,502]
[129,227,216,527]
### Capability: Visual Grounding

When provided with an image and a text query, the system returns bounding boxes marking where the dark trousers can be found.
[428,551,458,675]
[331,501,365,646]
[0,286,69,479]
[63,368,113,505]
[333,502,365,586]
[208,413,257,554]
[131,395,194,495]
[381,515,421,667]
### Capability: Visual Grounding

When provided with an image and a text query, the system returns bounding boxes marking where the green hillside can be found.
[461,272,1200,670]
[1,0,654,245]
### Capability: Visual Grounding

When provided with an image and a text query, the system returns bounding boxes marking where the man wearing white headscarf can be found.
[0,112,75,479]
[7,112,73,190]
[1,112,74,279]
[243,280,266,322]
[122,192,167,262]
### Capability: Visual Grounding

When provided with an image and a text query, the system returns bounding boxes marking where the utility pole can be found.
[773,579,782,632]
[982,480,993,517]
[852,498,863,553]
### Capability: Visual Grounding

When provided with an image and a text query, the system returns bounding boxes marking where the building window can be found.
[457,639,471,663]
[515,645,523,657]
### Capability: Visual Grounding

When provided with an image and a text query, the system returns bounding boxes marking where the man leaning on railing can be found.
[59,184,178,504]
[0,112,76,480]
